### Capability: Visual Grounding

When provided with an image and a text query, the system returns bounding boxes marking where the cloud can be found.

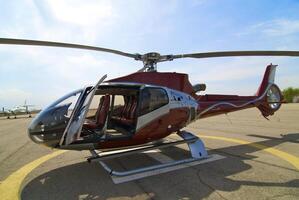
[0,0,119,43]
[166,56,298,95]
[46,0,116,27]
[277,74,299,88]
[0,44,128,108]
[170,57,283,81]
[240,19,299,37]
[190,0,206,6]
[0,89,32,108]
[0,1,298,107]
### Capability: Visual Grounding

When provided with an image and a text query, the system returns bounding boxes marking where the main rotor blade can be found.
[0,38,138,59]
[172,51,299,59]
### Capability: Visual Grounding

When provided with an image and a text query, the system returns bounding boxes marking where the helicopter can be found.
[1,38,298,178]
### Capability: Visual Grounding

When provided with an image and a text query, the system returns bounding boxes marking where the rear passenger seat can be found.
[112,96,137,127]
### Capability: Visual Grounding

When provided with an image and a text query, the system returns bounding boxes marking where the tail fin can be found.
[256,64,277,97]
[256,64,283,117]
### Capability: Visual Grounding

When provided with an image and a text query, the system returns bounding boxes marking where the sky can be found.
[0,0,299,108]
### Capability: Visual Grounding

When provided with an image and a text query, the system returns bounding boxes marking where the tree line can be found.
[282,87,299,103]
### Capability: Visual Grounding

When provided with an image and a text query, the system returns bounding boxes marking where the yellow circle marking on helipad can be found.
[200,135,299,170]
[0,135,299,200]
[0,150,67,200]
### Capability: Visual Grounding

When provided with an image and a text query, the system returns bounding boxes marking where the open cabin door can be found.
[59,75,107,146]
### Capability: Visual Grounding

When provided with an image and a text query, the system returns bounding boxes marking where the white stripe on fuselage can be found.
[135,88,198,131]
[136,104,170,130]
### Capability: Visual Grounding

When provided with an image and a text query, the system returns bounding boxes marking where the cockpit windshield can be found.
[34,88,85,122]
[28,88,87,147]
[47,89,83,112]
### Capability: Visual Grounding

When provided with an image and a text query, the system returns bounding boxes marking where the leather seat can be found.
[113,96,130,121]
[83,95,110,130]
[112,96,137,126]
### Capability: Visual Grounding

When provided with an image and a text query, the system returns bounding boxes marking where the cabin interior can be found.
[81,84,141,141]
[68,83,169,145]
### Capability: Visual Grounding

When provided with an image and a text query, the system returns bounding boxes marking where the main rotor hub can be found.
[140,52,161,72]
[135,52,174,72]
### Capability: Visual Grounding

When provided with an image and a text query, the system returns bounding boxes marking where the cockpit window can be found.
[55,91,83,117]
[37,88,85,119]
[48,89,83,108]
[139,88,169,116]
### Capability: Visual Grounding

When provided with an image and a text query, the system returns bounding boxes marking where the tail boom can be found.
[195,64,283,119]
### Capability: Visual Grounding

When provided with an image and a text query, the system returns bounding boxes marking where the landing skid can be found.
[88,131,225,184]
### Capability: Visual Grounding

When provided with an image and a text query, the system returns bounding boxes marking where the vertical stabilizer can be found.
[256,64,277,97]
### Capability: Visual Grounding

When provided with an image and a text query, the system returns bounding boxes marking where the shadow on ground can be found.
[21,133,299,200]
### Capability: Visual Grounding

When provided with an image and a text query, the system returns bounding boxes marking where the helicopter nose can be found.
[28,120,45,144]
[27,109,68,148]
[28,132,45,143]
[28,119,61,148]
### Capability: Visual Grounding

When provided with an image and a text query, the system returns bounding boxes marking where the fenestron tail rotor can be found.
[1,38,299,72]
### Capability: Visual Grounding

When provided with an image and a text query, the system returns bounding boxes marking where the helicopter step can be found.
[89,131,225,184]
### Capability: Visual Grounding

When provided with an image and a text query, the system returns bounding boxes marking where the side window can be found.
[150,88,169,110]
[140,88,169,116]
[140,89,151,115]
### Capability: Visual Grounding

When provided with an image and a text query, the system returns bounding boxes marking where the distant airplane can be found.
[1,100,39,119]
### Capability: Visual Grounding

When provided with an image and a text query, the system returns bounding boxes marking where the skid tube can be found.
[88,131,209,177]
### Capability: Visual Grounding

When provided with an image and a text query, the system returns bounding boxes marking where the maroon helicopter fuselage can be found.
[28,64,282,150]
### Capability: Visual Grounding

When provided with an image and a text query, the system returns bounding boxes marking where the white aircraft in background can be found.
[1,100,39,119]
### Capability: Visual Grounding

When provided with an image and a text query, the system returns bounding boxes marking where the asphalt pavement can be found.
[0,104,298,200]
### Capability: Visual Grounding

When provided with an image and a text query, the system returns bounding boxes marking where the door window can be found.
[139,88,169,116]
